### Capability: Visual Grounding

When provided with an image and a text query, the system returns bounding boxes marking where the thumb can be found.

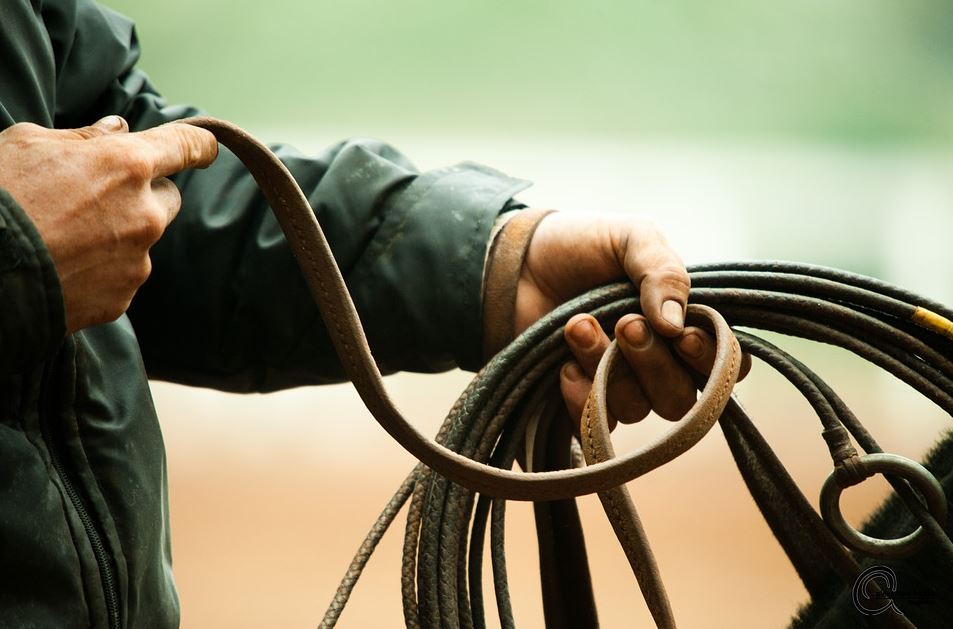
[623,234,690,337]
[68,115,129,140]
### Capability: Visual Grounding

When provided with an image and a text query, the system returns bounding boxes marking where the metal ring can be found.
[820,453,948,559]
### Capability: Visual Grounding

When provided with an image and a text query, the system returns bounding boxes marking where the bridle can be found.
[184,117,952,628]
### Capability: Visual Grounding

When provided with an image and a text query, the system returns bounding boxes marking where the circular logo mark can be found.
[852,565,903,616]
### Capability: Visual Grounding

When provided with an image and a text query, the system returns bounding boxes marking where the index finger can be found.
[623,230,690,338]
[137,122,219,178]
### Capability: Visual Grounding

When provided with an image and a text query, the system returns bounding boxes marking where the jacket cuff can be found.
[480,209,557,363]
[347,162,531,374]
[0,188,66,374]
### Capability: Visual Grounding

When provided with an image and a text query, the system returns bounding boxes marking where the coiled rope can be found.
[182,118,952,628]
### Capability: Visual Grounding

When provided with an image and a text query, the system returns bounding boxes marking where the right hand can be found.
[0,115,218,333]
[511,211,750,431]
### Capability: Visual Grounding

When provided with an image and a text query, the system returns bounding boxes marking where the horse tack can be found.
[182,117,953,628]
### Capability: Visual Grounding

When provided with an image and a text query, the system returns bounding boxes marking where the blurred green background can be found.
[109,0,953,144]
[107,0,953,287]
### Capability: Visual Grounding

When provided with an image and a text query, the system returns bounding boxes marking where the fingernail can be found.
[661,300,684,330]
[562,361,583,382]
[623,318,652,349]
[95,115,125,132]
[679,333,704,359]
[570,319,597,348]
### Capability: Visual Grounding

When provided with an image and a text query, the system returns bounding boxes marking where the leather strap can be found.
[183,116,744,502]
[181,118,951,627]
[482,208,556,361]
[580,347,678,628]
[530,403,600,629]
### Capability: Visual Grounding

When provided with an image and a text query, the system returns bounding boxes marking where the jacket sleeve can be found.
[0,189,67,377]
[49,0,531,391]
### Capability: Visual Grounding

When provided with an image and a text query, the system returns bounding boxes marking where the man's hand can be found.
[515,211,749,428]
[0,115,218,333]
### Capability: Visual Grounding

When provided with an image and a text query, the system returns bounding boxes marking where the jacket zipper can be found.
[40,361,121,629]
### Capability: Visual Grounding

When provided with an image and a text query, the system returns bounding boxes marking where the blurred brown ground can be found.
[154,336,949,628]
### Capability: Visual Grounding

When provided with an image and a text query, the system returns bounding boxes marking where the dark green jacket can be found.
[0,1,527,626]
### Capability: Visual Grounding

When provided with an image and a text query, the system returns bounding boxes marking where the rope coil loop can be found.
[178,117,953,627]
[183,115,741,502]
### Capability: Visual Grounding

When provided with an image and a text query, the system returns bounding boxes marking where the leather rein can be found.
[183,117,953,628]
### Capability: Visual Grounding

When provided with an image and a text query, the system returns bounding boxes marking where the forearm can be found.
[128,138,530,390]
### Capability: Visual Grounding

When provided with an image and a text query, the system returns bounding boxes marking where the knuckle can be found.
[121,261,150,295]
[173,127,193,161]
[121,144,155,181]
[4,122,41,138]
[174,125,215,167]
[167,180,183,206]
[2,123,43,149]
[132,207,166,244]
[185,133,207,165]
[132,256,153,285]
[159,178,183,215]
[646,265,691,291]
[634,220,664,245]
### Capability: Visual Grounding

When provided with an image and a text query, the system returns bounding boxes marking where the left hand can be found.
[514,211,749,430]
